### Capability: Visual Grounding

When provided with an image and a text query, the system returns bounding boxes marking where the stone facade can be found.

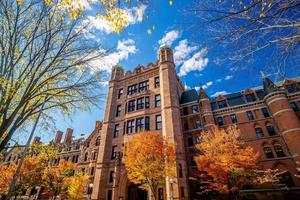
[91,47,300,200]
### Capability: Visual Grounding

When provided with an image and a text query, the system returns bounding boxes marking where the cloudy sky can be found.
[34,0,299,142]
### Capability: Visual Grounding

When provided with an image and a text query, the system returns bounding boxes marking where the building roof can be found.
[179,77,300,109]
[180,89,198,104]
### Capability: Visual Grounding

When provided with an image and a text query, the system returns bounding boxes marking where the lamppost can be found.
[87,183,93,200]
[169,178,174,200]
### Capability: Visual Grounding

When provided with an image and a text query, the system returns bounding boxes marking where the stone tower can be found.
[199,86,215,128]
[158,46,189,200]
[262,75,300,161]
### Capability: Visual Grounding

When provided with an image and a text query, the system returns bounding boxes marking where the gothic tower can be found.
[158,46,189,200]
[199,86,215,128]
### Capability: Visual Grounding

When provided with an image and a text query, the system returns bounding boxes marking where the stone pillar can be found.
[159,46,188,200]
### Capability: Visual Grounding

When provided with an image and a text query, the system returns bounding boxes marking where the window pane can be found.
[264,147,274,159]
[156,115,162,130]
[247,111,254,120]
[274,145,285,157]
[255,128,264,138]
[145,116,150,130]
[267,126,276,136]
[145,96,150,108]
[155,95,161,107]
[230,114,237,123]
[192,105,199,113]
[216,117,224,126]
[218,100,227,108]
[261,107,270,118]
[155,77,160,88]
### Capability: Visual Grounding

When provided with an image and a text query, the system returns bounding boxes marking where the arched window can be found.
[95,136,101,146]
[274,144,285,157]
[263,146,274,159]
[84,152,88,161]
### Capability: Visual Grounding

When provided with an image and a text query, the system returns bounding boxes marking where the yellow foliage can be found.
[123,132,176,193]
[67,173,89,200]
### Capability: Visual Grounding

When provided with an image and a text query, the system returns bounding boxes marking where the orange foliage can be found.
[195,125,260,193]
[0,164,16,195]
[42,160,75,199]
[123,132,176,198]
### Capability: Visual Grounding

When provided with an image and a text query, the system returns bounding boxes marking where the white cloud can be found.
[88,39,137,73]
[194,81,213,91]
[216,78,222,82]
[178,48,209,77]
[211,91,229,97]
[174,40,197,66]
[225,75,233,80]
[127,4,147,24]
[158,30,180,47]
[80,4,147,36]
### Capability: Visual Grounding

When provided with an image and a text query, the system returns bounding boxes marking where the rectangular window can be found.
[230,114,237,123]
[216,117,224,126]
[179,163,183,178]
[116,105,121,117]
[255,128,264,138]
[183,107,188,115]
[218,100,227,109]
[145,116,150,131]
[145,96,150,109]
[274,145,285,157]
[184,122,189,131]
[114,124,120,138]
[136,117,144,132]
[128,84,138,95]
[264,147,274,159]
[109,171,114,183]
[111,145,117,159]
[128,100,135,112]
[93,152,97,160]
[290,102,299,112]
[267,126,276,136]
[247,111,254,120]
[155,77,160,88]
[126,120,135,134]
[107,190,112,200]
[261,107,270,118]
[246,93,256,102]
[118,88,123,99]
[187,137,194,147]
[91,167,95,175]
[191,156,196,166]
[195,120,202,129]
[138,80,149,92]
[158,188,164,200]
[156,115,162,130]
[136,98,144,110]
[155,95,161,107]
[192,105,199,113]
[180,187,185,197]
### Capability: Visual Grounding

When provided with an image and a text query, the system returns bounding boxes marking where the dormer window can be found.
[245,93,256,102]
[218,100,227,109]
[286,83,298,93]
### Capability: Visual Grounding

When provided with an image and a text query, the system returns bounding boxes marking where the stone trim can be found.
[282,128,300,135]
[272,108,293,117]
[266,97,288,106]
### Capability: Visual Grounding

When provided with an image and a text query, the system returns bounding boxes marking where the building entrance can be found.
[127,184,148,200]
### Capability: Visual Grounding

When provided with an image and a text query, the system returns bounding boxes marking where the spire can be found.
[199,85,209,99]
[261,71,279,94]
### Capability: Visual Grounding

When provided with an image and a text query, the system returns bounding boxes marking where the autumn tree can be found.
[42,160,75,199]
[123,132,176,200]
[67,173,89,200]
[195,125,276,199]
[0,0,107,151]
[0,143,57,197]
[192,0,299,76]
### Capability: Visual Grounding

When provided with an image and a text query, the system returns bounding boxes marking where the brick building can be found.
[1,121,103,199]
[1,47,300,200]
[91,46,300,200]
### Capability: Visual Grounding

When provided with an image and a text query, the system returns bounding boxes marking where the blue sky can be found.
[32,0,299,143]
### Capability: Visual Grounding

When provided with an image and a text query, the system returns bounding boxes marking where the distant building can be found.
[1,121,103,199]
[91,46,300,200]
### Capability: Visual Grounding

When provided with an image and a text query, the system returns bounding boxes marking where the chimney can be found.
[95,120,103,130]
[64,128,73,145]
[54,131,63,144]
[33,136,41,143]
